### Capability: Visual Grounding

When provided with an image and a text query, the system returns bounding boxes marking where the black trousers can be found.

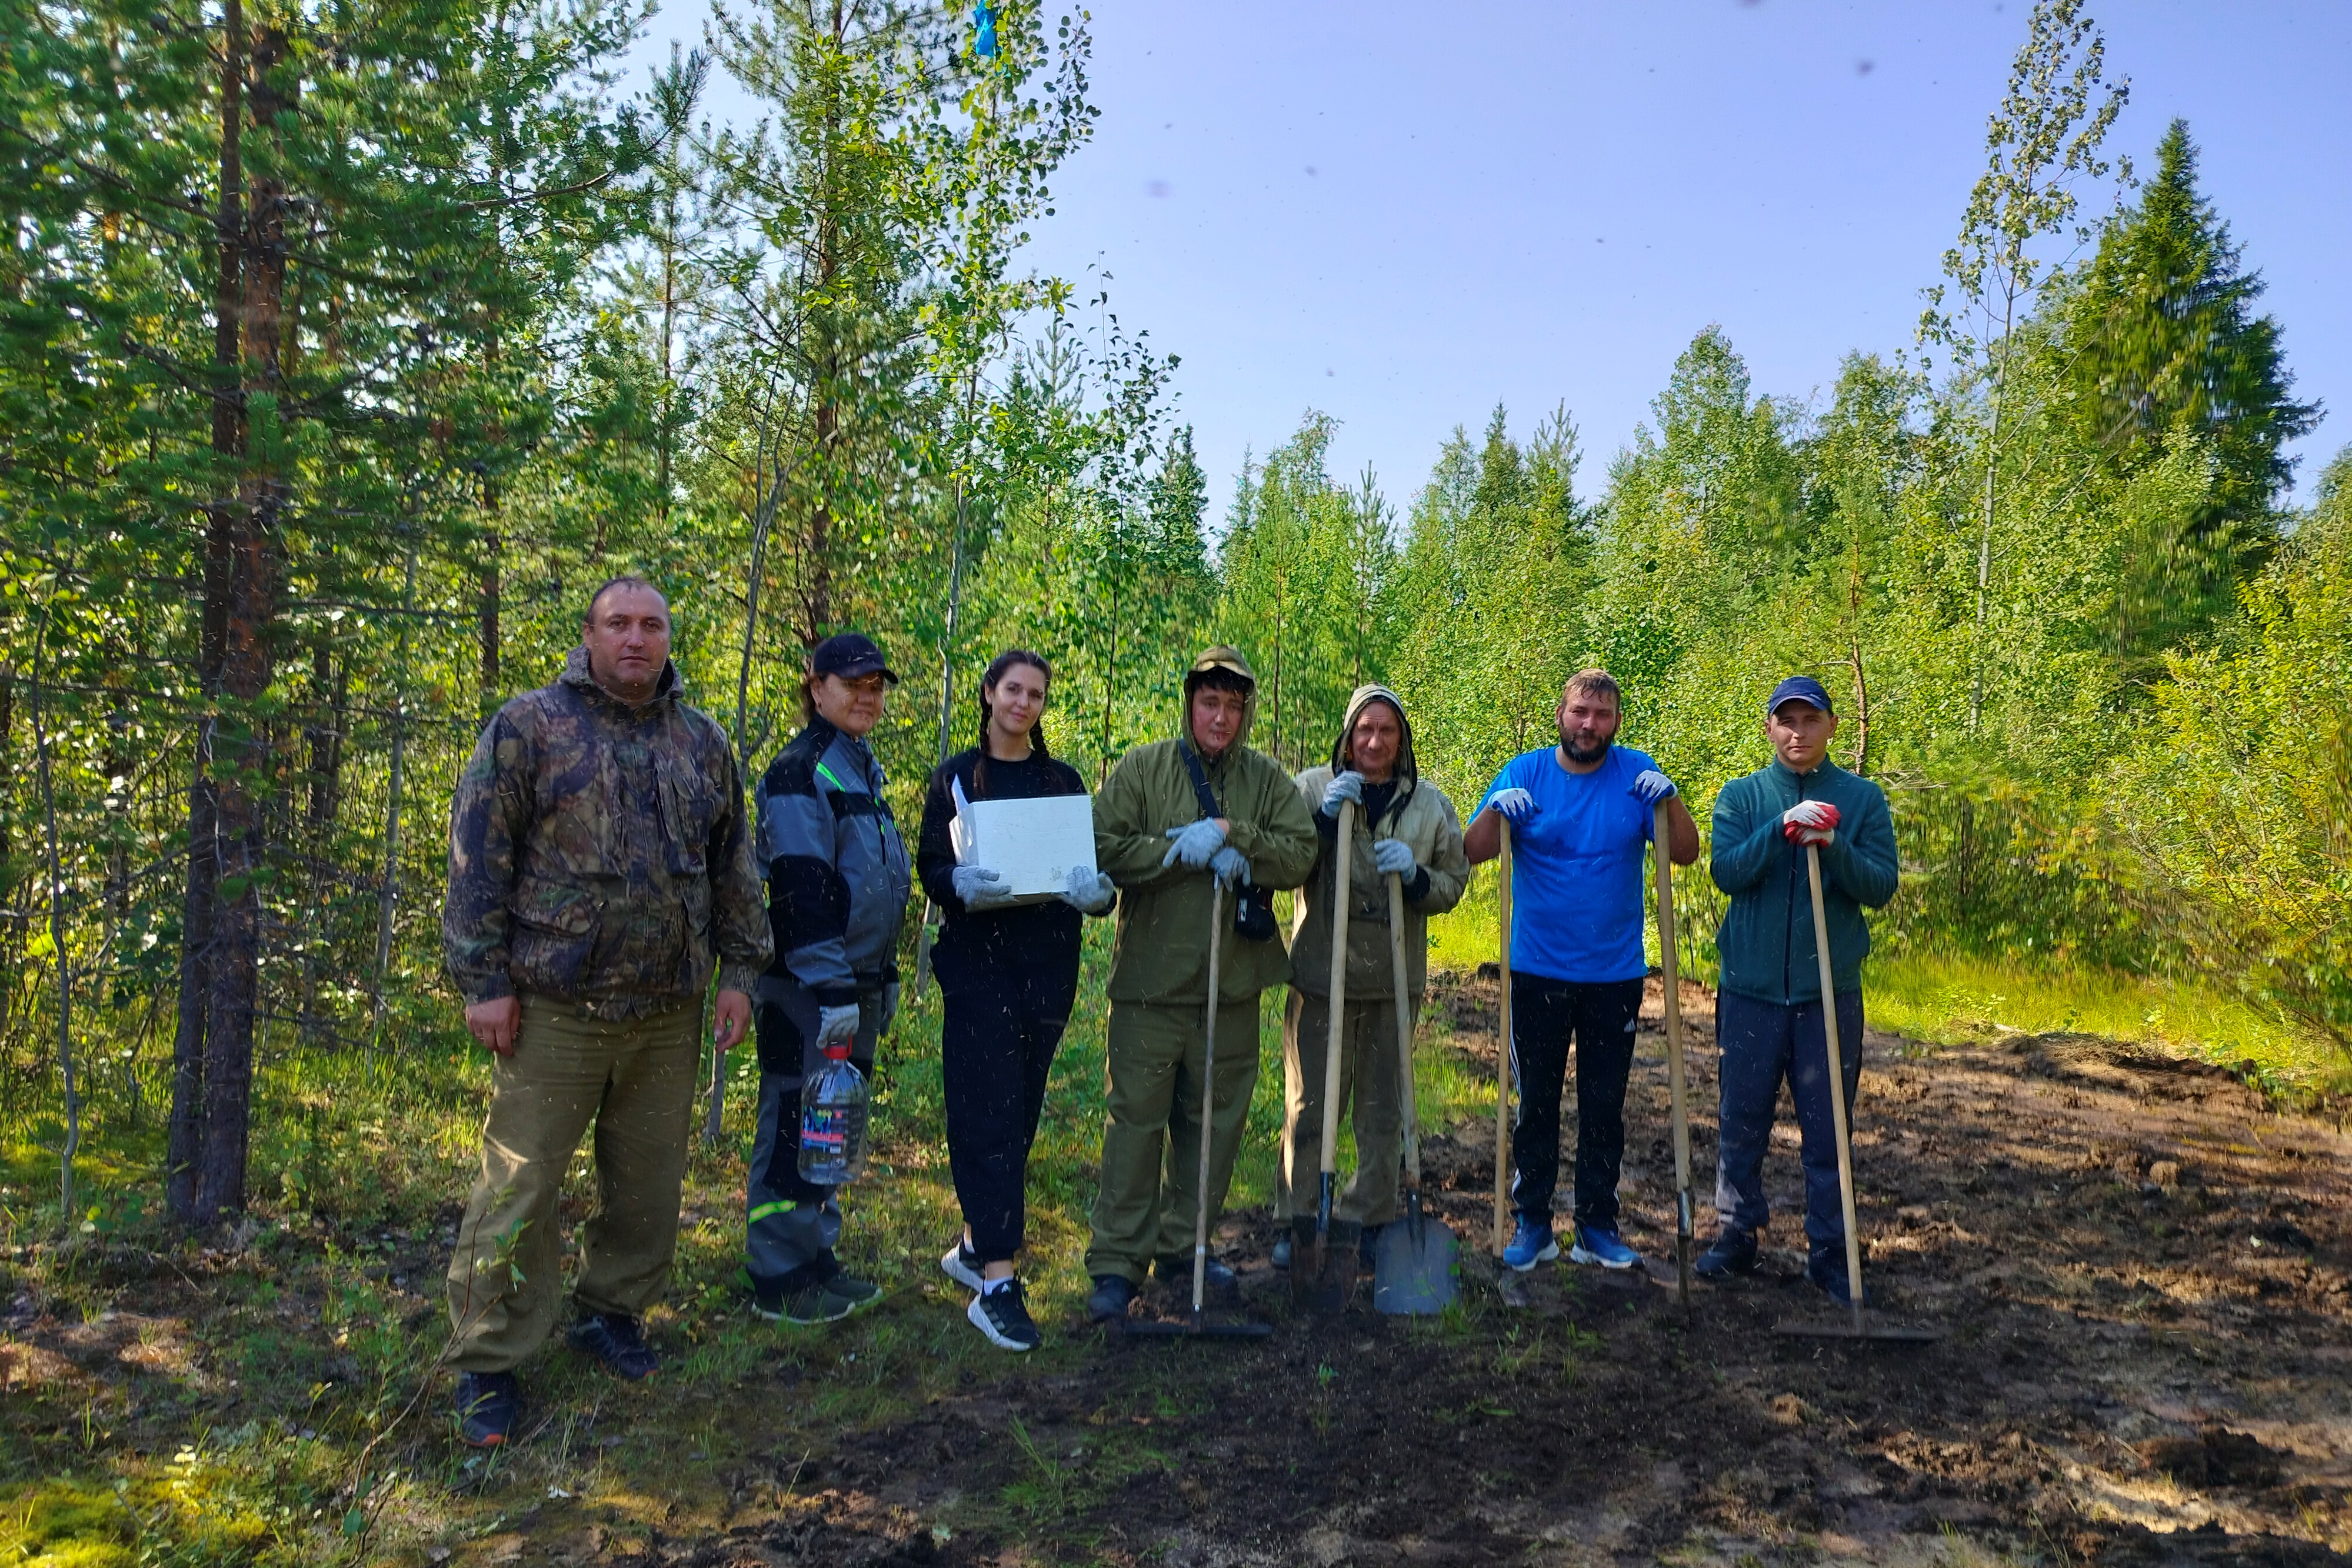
[1508,972,1644,1231]
[939,946,1079,1263]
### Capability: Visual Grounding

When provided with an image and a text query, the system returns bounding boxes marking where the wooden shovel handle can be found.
[1806,842,1866,1332]
[1386,872,1418,1189]
[1319,802,1355,1180]
[1653,802,1694,1311]
[1494,819,1513,1256]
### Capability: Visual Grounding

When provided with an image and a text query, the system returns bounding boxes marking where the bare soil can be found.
[505,974,2352,1566]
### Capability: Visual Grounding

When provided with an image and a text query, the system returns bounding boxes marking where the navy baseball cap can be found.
[810,632,899,684]
[1765,675,1833,716]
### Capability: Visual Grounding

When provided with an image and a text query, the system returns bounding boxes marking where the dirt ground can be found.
[482,973,2352,1567]
[9,973,2350,1567]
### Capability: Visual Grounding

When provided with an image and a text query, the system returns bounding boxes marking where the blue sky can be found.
[634,1,2350,518]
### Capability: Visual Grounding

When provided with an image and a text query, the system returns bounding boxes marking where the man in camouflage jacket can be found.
[440,576,770,1446]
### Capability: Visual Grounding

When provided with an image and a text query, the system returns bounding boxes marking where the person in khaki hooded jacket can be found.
[1084,648,1320,1320]
[1278,686,1469,1261]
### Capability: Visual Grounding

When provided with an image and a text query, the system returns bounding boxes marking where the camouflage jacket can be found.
[442,646,772,1018]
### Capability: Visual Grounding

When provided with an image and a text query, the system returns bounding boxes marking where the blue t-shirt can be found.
[1477,745,1658,984]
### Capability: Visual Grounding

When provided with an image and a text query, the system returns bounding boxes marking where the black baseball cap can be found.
[1765,675,1833,716]
[810,632,899,684]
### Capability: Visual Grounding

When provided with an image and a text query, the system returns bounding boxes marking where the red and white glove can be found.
[1781,800,1841,847]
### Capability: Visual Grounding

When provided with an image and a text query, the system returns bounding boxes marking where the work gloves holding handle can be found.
[1162,816,1228,870]
[1781,800,1840,848]
[1371,838,1417,877]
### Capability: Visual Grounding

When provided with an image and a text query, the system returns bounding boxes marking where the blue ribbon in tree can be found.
[974,2,997,58]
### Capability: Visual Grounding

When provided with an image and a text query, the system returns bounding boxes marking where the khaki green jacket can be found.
[1287,686,1469,999]
[1094,648,1321,1006]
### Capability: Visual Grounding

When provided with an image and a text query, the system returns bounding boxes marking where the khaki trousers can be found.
[1280,989,1406,1227]
[445,993,701,1373]
[1085,996,1264,1285]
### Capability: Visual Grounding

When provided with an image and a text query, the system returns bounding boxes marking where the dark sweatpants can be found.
[1713,989,1865,1254]
[1509,972,1644,1231]
[941,950,1078,1264]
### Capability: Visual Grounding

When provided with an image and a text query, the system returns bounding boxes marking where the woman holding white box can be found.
[916,649,1116,1350]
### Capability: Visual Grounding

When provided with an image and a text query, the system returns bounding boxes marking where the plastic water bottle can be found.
[797,1043,870,1183]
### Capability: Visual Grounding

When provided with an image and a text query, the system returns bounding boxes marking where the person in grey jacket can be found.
[740,633,914,1325]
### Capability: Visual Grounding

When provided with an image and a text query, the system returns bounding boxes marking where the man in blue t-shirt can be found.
[1464,669,1699,1272]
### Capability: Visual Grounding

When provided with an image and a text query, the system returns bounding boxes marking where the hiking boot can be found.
[1568,1225,1641,1271]
[1154,1253,1238,1300]
[567,1312,658,1382]
[454,1371,521,1449]
[1502,1217,1558,1272]
[1272,1235,1292,1270]
[1087,1274,1138,1322]
[967,1280,1042,1352]
[1693,1227,1758,1280]
[940,1239,985,1293]
[747,1272,882,1326]
[1808,1250,1870,1307]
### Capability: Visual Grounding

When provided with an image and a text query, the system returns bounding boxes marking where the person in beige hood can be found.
[1084,647,1320,1320]
[1278,686,1469,1262]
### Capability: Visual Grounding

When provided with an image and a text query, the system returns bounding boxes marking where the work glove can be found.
[814,1003,861,1054]
[1161,816,1228,869]
[880,983,902,1035]
[1371,837,1417,877]
[1488,786,1536,823]
[1060,865,1117,914]
[1209,845,1251,887]
[1322,770,1366,814]
[952,863,1018,911]
[1630,769,1678,805]
[1781,800,1841,847]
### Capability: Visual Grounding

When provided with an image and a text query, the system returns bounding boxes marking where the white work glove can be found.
[814,1003,861,1053]
[1780,800,1841,848]
[1209,845,1251,887]
[952,863,1018,910]
[1161,816,1228,869]
[1630,769,1678,805]
[1060,865,1117,913]
[1322,770,1365,814]
[1488,786,1536,823]
[1371,837,1417,877]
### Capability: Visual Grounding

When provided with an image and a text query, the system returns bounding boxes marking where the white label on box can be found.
[956,793,1097,902]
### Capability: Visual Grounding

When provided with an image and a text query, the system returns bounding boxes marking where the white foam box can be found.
[950,790,1098,904]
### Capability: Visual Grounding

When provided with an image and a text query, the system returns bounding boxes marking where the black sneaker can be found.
[1694,1227,1758,1280]
[967,1280,1042,1351]
[567,1312,658,1382]
[940,1240,985,1292]
[1153,1253,1238,1300]
[454,1370,521,1448]
[745,1270,882,1326]
[1087,1274,1137,1322]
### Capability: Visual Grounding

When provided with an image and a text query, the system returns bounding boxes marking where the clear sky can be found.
[634,1,2350,519]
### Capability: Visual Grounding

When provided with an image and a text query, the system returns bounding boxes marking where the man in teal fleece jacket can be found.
[1696,675,1899,1304]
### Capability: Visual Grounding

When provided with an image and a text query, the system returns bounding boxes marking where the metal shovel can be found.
[1123,879,1273,1340]
[1374,870,1457,1314]
[1292,800,1361,1315]
[1770,842,1940,1344]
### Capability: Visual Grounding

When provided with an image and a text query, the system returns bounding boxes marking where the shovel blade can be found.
[1372,1200,1457,1315]
[1288,1214,1361,1315]
[1770,1315,1942,1343]
[1120,1313,1274,1340]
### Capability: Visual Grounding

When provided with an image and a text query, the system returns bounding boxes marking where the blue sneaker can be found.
[1569,1225,1641,1270]
[1502,1218,1558,1272]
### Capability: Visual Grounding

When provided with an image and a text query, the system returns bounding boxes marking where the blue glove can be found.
[1630,769,1677,805]
[815,1003,860,1053]
[1209,845,1251,886]
[952,863,1017,910]
[1371,838,1416,877]
[1162,816,1228,869]
[1060,865,1117,913]
[1488,787,1536,823]
[1322,770,1365,814]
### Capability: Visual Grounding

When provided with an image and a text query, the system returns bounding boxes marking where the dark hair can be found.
[1187,666,1254,699]
[584,573,667,626]
[974,648,1052,795]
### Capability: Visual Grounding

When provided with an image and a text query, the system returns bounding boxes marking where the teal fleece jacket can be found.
[1710,759,1899,1005]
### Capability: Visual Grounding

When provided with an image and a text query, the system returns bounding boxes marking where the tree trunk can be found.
[171,0,244,1223]
[478,535,501,706]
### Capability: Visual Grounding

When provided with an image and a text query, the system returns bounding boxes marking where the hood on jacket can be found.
[1327,683,1417,792]
[560,642,681,708]
[1180,645,1259,759]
